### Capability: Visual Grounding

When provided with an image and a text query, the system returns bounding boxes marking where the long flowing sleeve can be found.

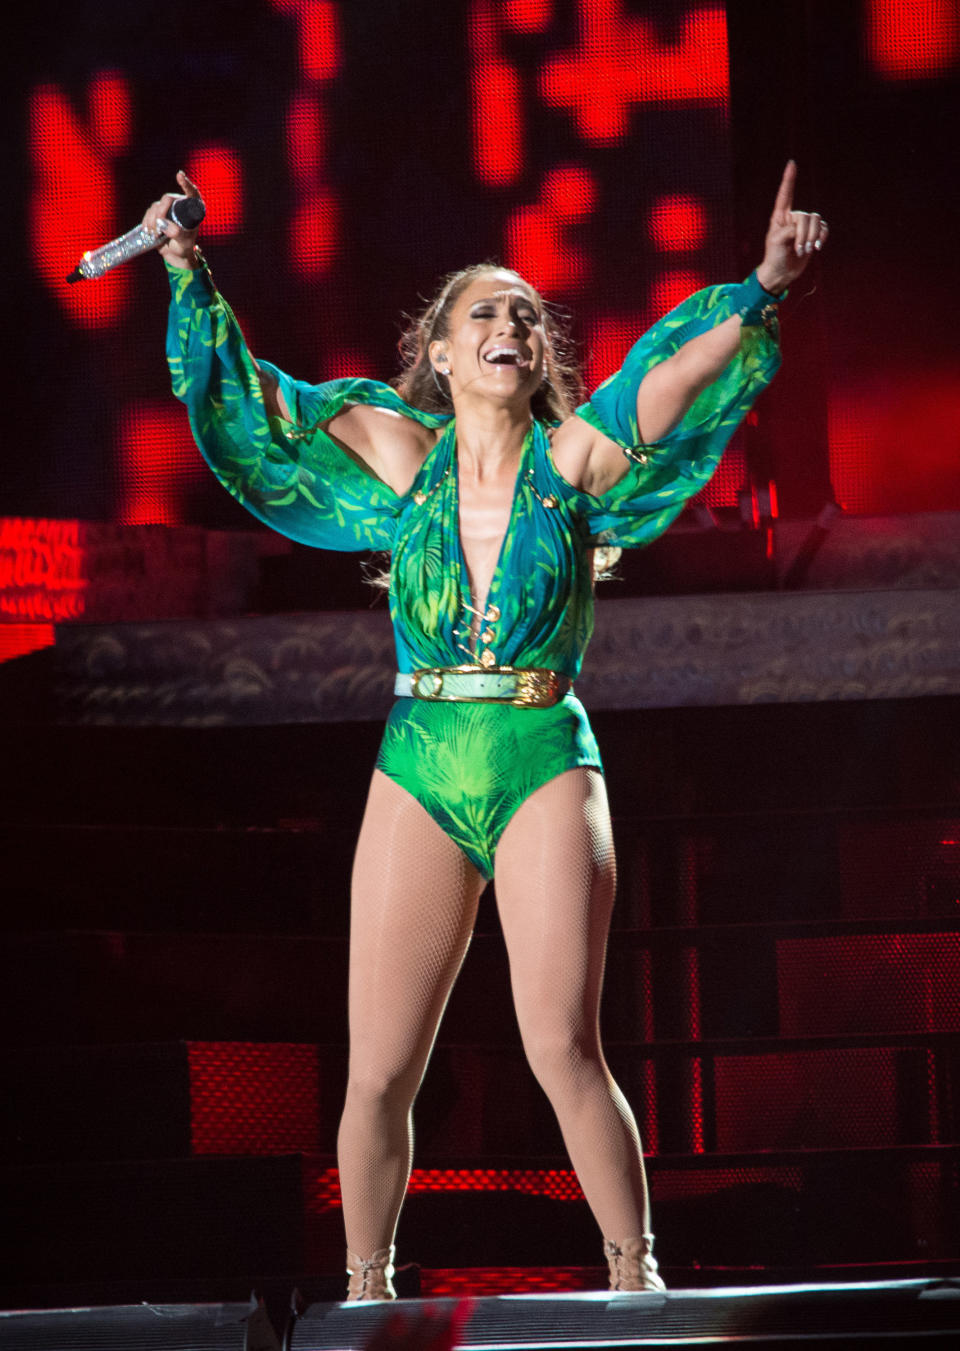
[166,259,445,551]
[573,277,782,548]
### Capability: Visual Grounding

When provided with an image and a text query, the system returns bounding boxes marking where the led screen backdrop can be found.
[9,0,960,535]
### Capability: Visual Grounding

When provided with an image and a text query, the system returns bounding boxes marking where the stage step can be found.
[4,1278,960,1350]
[296,1278,960,1350]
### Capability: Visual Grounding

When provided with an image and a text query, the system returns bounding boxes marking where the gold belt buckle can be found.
[411,669,445,700]
[410,665,565,707]
[511,669,562,708]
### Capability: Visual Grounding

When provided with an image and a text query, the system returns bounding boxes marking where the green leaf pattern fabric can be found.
[166,261,779,876]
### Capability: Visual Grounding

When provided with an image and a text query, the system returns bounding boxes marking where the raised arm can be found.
[146,171,303,426]
[154,176,449,549]
[633,162,826,447]
[553,161,828,497]
[147,173,436,488]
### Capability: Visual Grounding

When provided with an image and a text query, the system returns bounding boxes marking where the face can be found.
[431,271,547,405]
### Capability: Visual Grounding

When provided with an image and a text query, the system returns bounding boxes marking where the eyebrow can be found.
[470,290,540,308]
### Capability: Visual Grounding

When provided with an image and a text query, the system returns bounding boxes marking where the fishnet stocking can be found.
[338,765,649,1258]
[494,767,651,1240]
[337,769,485,1257]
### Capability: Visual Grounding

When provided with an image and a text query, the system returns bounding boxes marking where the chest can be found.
[457,466,518,608]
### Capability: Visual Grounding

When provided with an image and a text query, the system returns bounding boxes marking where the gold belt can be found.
[395,665,571,709]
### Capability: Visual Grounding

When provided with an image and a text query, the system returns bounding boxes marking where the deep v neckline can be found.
[452,428,530,631]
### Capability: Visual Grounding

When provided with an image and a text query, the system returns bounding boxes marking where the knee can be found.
[522,1029,604,1096]
[343,1064,420,1118]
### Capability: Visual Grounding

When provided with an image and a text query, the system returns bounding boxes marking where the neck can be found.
[451,397,532,479]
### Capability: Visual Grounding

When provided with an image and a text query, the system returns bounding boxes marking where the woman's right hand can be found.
[143,170,203,269]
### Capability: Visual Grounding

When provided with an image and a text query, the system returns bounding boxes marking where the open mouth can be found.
[483,345,531,368]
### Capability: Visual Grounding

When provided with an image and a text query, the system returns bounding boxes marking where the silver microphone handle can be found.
[68,195,206,282]
[76,223,161,280]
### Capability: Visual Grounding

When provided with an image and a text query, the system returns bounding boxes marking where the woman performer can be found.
[148,162,826,1300]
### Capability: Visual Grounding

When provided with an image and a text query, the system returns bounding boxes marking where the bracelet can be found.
[737,269,786,329]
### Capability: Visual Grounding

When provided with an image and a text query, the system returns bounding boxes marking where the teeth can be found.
[484,347,528,365]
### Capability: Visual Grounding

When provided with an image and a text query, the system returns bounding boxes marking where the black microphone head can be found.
[169,196,206,230]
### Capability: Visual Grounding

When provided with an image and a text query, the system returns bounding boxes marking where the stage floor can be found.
[3,1278,960,1350]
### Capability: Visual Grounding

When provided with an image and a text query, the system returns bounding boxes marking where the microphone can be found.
[66,195,206,283]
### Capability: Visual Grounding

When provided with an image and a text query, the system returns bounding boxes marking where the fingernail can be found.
[805,242,813,253]
[814,239,823,250]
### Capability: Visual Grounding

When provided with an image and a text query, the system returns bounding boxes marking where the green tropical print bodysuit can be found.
[166,260,780,877]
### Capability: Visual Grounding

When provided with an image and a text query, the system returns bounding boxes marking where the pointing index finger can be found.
[772,159,797,224]
[176,169,201,198]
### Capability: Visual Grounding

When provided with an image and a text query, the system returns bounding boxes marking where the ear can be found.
[428,339,450,374]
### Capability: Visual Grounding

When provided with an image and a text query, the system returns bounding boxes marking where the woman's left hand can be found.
[755,160,828,295]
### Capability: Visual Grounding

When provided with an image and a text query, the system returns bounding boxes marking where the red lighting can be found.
[682,946,701,1040]
[322,347,375,379]
[503,0,553,33]
[866,0,960,79]
[543,164,597,216]
[648,194,708,251]
[188,1042,320,1155]
[714,1048,900,1151]
[87,71,133,157]
[118,402,206,526]
[423,1267,595,1296]
[29,78,132,327]
[700,444,744,509]
[0,623,55,665]
[540,2,729,146]
[586,272,709,377]
[778,933,960,1037]
[290,189,339,276]
[687,1056,705,1154]
[270,0,341,82]
[184,146,244,236]
[470,0,524,185]
[584,314,638,393]
[505,166,596,292]
[305,1165,586,1212]
[0,518,88,623]
[828,369,960,514]
[286,94,327,182]
[647,269,707,323]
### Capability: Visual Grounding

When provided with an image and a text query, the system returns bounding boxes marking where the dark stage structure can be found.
[4,1,960,1347]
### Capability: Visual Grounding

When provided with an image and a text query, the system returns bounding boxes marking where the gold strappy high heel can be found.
[345,1245,397,1301]
[604,1234,666,1292]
